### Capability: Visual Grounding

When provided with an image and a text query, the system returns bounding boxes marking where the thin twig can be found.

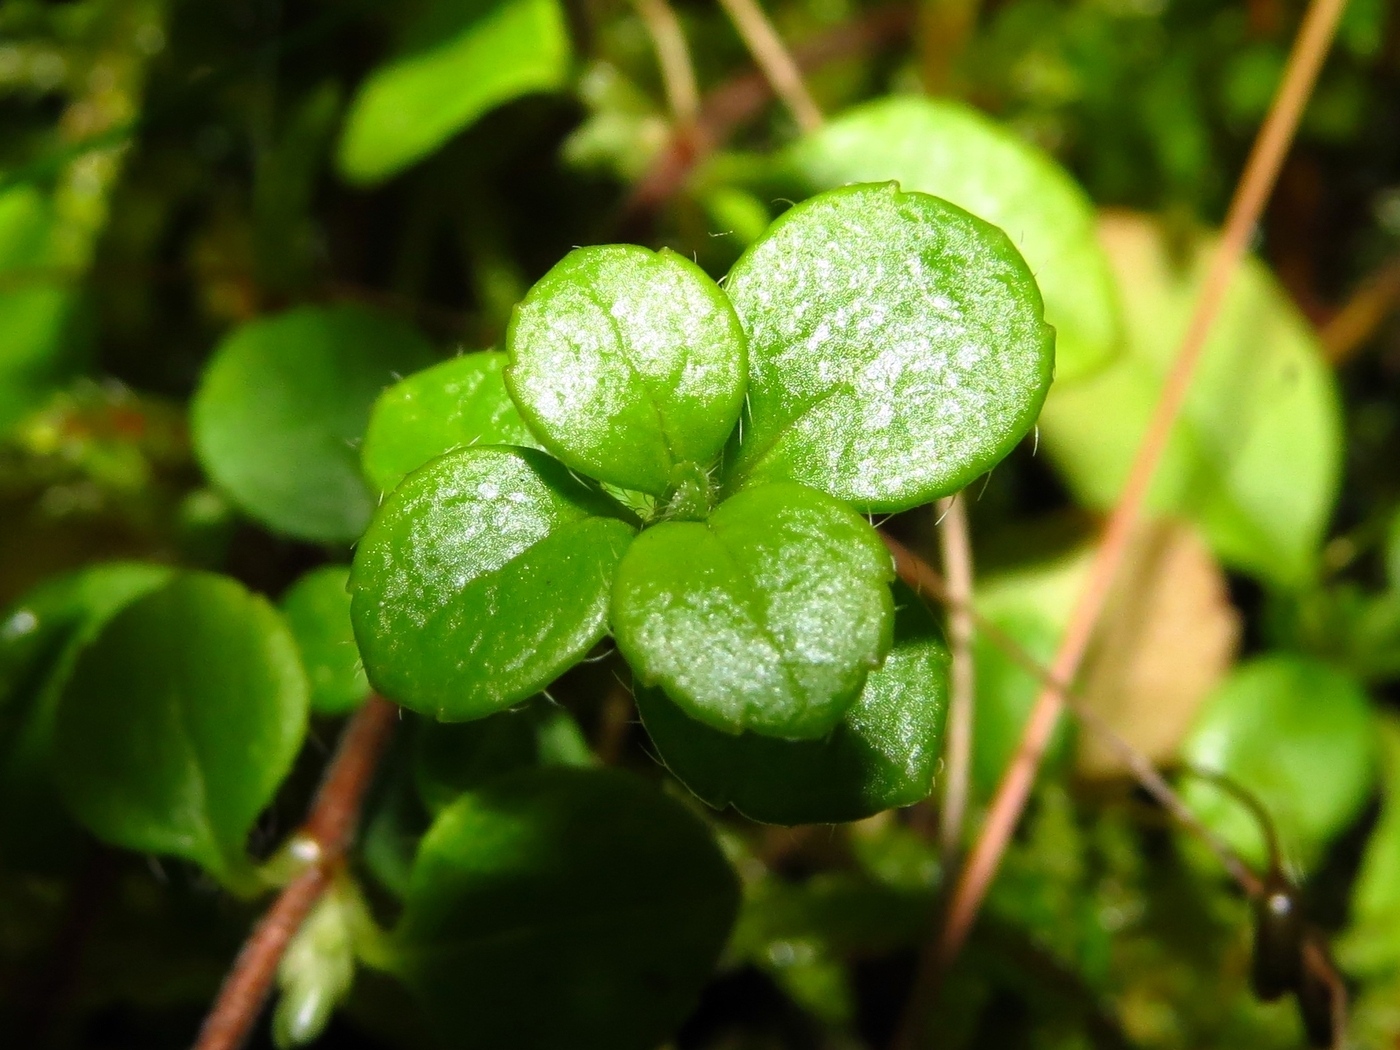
[715,0,824,132]
[632,0,701,127]
[193,694,399,1050]
[934,0,1349,981]
[934,496,975,868]
[1319,254,1400,364]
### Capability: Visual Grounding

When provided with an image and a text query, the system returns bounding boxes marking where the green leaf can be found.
[281,566,370,715]
[635,581,948,824]
[0,185,82,429]
[786,96,1121,381]
[274,884,359,1048]
[612,481,894,740]
[361,350,539,497]
[506,244,747,498]
[350,445,636,720]
[413,704,542,813]
[1339,716,1400,976]
[1386,510,1400,590]
[1180,655,1376,869]
[390,766,739,1050]
[51,573,309,884]
[337,0,570,184]
[1037,214,1342,586]
[192,304,436,543]
[723,183,1055,511]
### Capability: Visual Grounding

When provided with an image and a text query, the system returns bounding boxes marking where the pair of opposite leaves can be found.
[350,182,1054,766]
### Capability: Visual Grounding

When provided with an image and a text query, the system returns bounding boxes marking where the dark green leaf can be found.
[786,96,1121,381]
[361,351,539,497]
[723,183,1055,511]
[1339,716,1400,976]
[1180,655,1376,868]
[281,566,370,715]
[612,481,894,739]
[52,573,309,884]
[0,185,82,428]
[506,244,747,497]
[414,705,541,813]
[192,304,436,543]
[350,445,636,720]
[390,766,739,1050]
[1386,511,1400,590]
[636,582,948,824]
[337,0,570,184]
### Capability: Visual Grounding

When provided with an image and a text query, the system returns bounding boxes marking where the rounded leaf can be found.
[281,566,370,715]
[786,97,1121,380]
[636,582,948,824]
[612,481,895,739]
[350,445,636,720]
[51,573,309,882]
[192,304,436,542]
[361,350,540,497]
[1180,655,1377,868]
[506,244,747,496]
[392,766,739,1050]
[723,182,1054,511]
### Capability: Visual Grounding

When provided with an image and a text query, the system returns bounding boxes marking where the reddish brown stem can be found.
[193,694,399,1050]
[935,0,1350,982]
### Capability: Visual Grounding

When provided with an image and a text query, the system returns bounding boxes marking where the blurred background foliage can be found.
[3,0,1400,1046]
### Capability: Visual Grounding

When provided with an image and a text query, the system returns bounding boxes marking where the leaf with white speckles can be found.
[507,245,747,497]
[350,446,637,721]
[611,482,895,740]
[723,183,1055,512]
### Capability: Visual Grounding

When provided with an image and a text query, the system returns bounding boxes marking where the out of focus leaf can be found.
[785,96,1121,380]
[1339,716,1400,977]
[0,185,82,430]
[389,767,738,1050]
[1386,510,1400,589]
[1180,655,1376,869]
[273,880,361,1048]
[337,0,570,184]
[723,183,1055,511]
[52,573,309,885]
[360,351,538,498]
[281,566,369,716]
[635,582,948,824]
[1038,213,1342,586]
[192,305,436,543]
[350,446,635,720]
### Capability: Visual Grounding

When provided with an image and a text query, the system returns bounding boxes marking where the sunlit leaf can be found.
[51,573,309,884]
[786,96,1121,380]
[636,582,948,824]
[337,0,570,184]
[723,182,1054,511]
[281,566,369,715]
[390,767,738,1050]
[193,304,436,543]
[507,244,747,498]
[350,446,635,721]
[1180,655,1376,869]
[612,481,894,740]
[1038,213,1342,586]
[361,351,539,497]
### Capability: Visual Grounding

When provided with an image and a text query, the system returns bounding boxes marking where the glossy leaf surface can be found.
[612,481,894,739]
[51,573,309,882]
[787,96,1121,380]
[337,0,569,184]
[1038,214,1341,585]
[350,446,636,720]
[1180,655,1376,868]
[391,767,739,1050]
[723,182,1055,511]
[636,583,948,824]
[192,305,436,542]
[281,566,369,715]
[507,244,747,496]
[361,351,539,496]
